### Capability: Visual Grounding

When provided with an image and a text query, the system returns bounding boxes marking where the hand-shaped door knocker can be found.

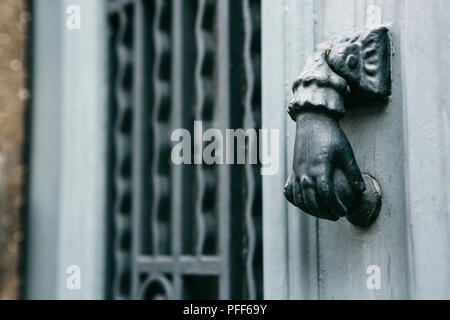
[283,27,390,227]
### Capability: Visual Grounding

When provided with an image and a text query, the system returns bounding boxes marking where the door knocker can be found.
[283,27,390,227]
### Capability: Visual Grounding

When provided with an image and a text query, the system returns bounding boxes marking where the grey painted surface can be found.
[27,0,107,299]
[315,0,409,300]
[402,0,450,299]
[26,0,62,299]
[262,0,288,299]
[284,0,319,300]
[57,0,108,299]
[263,0,450,299]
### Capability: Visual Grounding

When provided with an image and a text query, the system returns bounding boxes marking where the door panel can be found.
[316,0,409,300]
[263,0,450,299]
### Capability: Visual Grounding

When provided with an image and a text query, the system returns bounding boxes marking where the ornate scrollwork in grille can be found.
[107,0,262,300]
[108,2,134,299]
[242,0,262,300]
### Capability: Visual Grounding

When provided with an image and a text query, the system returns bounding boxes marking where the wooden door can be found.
[262,0,450,299]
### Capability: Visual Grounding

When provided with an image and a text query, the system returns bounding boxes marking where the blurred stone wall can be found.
[0,0,29,299]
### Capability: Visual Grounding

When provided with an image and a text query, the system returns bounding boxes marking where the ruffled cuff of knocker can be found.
[288,50,348,121]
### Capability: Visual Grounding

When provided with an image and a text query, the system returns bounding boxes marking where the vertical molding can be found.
[402,0,450,299]
[57,0,108,299]
[263,0,319,300]
[27,0,108,299]
[26,0,62,299]
[285,0,318,300]
[262,0,288,299]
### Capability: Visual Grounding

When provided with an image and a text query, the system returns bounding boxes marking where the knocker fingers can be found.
[284,172,308,213]
[316,173,348,218]
[283,172,295,204]
[285,171,343,221]
[340,148,366,194]
[292,179,308,213]
[300,176,335,220]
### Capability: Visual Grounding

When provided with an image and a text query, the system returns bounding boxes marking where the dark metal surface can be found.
[107,0,262,300]
[346,174,382,227]
[284,27,389,226]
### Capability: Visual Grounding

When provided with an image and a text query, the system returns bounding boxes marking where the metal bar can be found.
[137,257,221,275]
[216,0,231,300]
[193,0,207,257]
[171,0,183,300]
[242,0,257,299]
[151,0,163,257]
[131,0,142,300]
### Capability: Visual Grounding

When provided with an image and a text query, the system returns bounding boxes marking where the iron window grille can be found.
[107,0,262,300]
